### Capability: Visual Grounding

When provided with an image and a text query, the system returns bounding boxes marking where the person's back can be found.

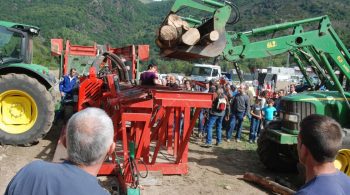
[140,64,158,85]
[5,108,115,195]
[297,171,350,195]
[140,71,156,85]
[5,160,109,195]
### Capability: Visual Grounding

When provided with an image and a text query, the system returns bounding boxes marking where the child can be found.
[249,98,262,143]
[262,99,277,128]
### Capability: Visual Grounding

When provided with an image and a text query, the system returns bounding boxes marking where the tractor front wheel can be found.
[257,121,298,172]
[0,73,54,145]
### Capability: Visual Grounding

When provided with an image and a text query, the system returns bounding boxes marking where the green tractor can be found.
[158,0,350,173]
[0,21,57,145]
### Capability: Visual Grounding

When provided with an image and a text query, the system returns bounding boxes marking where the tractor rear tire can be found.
[342,128,350,148]
[257,121,298,172]
[0,73,55,145]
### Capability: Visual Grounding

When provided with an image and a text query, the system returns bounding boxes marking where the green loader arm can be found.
[222,15,350,107]
[159,0,350,107]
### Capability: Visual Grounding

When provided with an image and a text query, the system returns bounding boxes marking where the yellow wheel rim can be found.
[335,149,350,176]
[0,90,38,134]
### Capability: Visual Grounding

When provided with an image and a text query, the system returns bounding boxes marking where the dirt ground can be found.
[0,119,298,195]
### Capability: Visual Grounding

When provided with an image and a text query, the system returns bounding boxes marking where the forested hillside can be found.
[0,0,349,74]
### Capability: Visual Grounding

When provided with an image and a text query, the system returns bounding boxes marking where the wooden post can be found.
[242,172,296,195]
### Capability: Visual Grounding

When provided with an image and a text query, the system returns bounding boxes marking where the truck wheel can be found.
[257,121,298,172]
[0,73,54,145]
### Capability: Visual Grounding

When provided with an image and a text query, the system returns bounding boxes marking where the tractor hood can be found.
[2,63,57,86]
[282,91,350,103]
[282,91,350,128]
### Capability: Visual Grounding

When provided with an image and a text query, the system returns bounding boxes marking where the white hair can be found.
[66,108,114,166]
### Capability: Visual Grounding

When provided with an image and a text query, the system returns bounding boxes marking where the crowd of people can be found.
[138,63,303,146]
[61,64,300,147]
[186,78,299,147]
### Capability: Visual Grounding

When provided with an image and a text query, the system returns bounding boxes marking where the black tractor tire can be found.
[0,73,55,145]
[257,121,298,172]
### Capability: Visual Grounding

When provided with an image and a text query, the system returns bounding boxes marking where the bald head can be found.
[169,75,176,84]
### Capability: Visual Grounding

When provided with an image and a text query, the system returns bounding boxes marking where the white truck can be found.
[190,64,222,82]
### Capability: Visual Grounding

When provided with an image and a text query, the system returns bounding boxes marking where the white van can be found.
[190,64,222,82]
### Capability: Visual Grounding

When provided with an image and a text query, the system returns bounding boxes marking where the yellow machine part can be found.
[0,90,38,134]
[334,149,350,176]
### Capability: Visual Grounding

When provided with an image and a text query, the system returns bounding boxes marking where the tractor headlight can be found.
[285,114,298,123]
[29,28,39,35]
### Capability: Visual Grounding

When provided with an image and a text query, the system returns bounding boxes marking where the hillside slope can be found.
[0,0,349,72]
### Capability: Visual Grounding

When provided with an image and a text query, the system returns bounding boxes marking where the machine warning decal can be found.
[267,41,277,48]
[337,56,344,63]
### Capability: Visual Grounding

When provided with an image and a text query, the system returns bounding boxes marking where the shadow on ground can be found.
[187,134,301,191]
[35,118,65,161]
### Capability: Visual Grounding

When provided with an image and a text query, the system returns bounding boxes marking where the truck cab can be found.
[190,64,221,82]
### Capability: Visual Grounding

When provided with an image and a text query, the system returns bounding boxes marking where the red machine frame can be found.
[52,40,214,192]
[62,40,99,75]
[75,67,213,191]
[51,39,149,81]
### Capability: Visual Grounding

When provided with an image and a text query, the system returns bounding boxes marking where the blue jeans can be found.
[198,109,207,134]
[226,112,245,140]
[249,117,260,141]
[173,114,184,137]
[246,112,252,122]
[205,114,224,144]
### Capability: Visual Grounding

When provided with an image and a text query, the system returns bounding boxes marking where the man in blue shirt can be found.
[59,68,78,99]
[296,114,350,195]
[5,108,116,195]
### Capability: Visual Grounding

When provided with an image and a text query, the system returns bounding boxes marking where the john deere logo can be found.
[337,56,344,63]
[267,41,277,48]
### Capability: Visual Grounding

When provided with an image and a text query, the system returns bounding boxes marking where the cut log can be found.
[181,28,200,46]
[200,30,220,45]
[159,25,179,41]
[182,20,190,31]
[242,172,296,195]
[167,14,183,28]
[156,38,177,48]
